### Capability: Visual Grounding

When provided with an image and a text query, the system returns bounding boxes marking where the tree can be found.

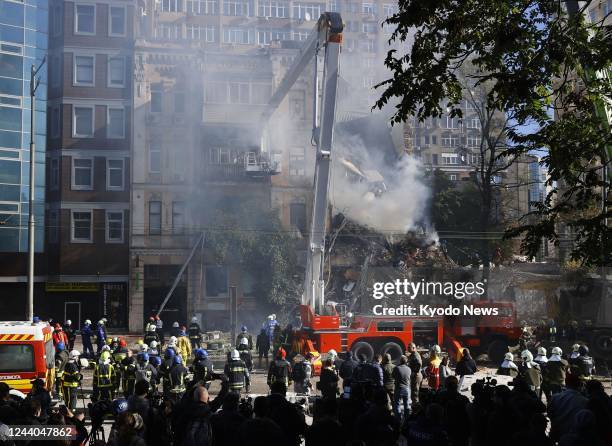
[377,0,611,266]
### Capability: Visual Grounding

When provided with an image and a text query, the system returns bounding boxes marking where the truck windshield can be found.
[0,344,35,373]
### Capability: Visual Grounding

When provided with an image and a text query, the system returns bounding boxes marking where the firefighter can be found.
[110,337,120,352]
[143,325,160,347]
[64,320,76,351]
[122,354,137,397]
[95,320,107,355]
[188,317,202,349]
[54,342,69,397]
[268,348,292,390]
[544,347,568,398]
[425,345,442,391]
[191,348,213,388]
[93,350,115,401]
[264,315,278,345]
[112,339,129,392]
[318,359,339,399]
[497,352,519,377]
[61,350,82,411]
[256,328,270,369]
[169,355,188,402]
[519,350,542,393]
[237,337,253,372]
[155,315,164,346]
[145,316,156,333]
[170,321,181,338]
[149,340,160,358]
[569,344,581,365]
[292,353,312,395]
[159,348,176,397]
[135,352,158,388]
[177,327,192,362]
[53,323,69,348]
[575,345,595,378]
[236,325,253,350]
[224,349,250,394]
[327,349,343,373]
[81,319,94,358]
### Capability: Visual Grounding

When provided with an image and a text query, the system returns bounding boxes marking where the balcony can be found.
[203,151,281,181]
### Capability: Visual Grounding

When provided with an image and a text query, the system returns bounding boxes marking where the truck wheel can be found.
[487,339,508,364]
[380,342,403,364]
[351,341,374,362]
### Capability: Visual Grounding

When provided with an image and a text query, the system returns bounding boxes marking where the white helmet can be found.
[328,349,337,358]
[85,319,91,325]
[521,350,533,361]
[150,340,158,348]
[98,320,105,325]
[79,358,90,369]
[551,347,562,355]
[537,347,547,356]
[66,320,72,326]
[230,349,240,360]
[140,344,149,352]
[431,345,441,354]
[149,325,156,332]
[504,352,514,361]
[572,343,580,352]
[173,322,179,328]
[102,318,108,323]
[240,337,249,346]
[268,315,274,320]
[101,345,111,352]
[271,314,276,320]
[169,336,177,347]
[191,316,198,323]
[69,350,80,359]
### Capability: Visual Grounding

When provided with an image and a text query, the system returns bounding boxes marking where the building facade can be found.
[0,0,49,318]
[41,0,135,328]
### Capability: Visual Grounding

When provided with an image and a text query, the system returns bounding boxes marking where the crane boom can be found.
[261,12,343,317]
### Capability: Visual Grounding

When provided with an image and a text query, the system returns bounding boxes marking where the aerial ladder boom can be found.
[261,13,343,317]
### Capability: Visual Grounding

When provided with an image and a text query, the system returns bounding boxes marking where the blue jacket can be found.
[81,324,93,341]
[96,325,106,344]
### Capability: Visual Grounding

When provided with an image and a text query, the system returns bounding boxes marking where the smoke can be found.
[330,132,431,234]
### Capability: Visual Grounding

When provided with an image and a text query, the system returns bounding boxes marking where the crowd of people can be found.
[0,315,610,446]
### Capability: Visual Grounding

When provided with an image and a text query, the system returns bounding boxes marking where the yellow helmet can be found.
[137,339,144,345]
[100,351,111,361]
[106,337,112,344]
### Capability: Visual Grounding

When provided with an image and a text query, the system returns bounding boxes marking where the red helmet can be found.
[119,339,127,347]
[54,323,62,330]
[155,316,160,321]
[277,347,286,359]
[149,316,155,322]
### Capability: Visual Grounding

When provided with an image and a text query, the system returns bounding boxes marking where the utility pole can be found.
[27,58,45,322]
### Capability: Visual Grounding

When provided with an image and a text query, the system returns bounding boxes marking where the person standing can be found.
[382,353,395,405]
[54,342,69,397]
[455,348,477,391]
[425,345,442,391]
[188,317,202,349]
[61,350,82,411]
[95,320,107,355]
[292,354,312,395]
[168,355,188,402]
[93,350,115,401]
[191,348,213,388]
[497,352,519,377]
[406,343,422,404]
[544,347,568,399]
[392,355,412,422]
[256,329,270,369]
[155,315,164,346]
[267,349,292,391]
[519,349,542,394]
[317,359,339,400]
[64,320,76,351]
[236,326,253,350]
[81,320,94,358]
[237,337,253,372]
[143,325,160,348]
[575,345,595,378]
[225,349,250,395]
[52,324,69,348]
[177,327,192,362]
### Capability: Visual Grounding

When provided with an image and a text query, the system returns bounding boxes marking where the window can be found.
[109,6,126,36]
[71,158,93,190]
[449,174,457,181]
[289,147,305,176]
[257,29,290,45]
[186,0,218,14]
[150,84,162,112]
[149,201,161,235]
[469,153,480,165]
[467,136,481,148]
[442,136,458,147]
[466,117,480,129]
[360,38,375,53]
[172,201,185,234]
[74,55,94,85]
[209,148,231,164]
[383,3,397,16]
[106,159,124,190]
[75,4,95,34]
[441,153,458,165]
[107,107,125,138]
[155,23,181,39]
[108,57,125,87]
[73,106,94,137]
[229,82,249,104]
[71,210,93,242]
[0,345,34,373]
[328,0,338,12]
[149,141,161,173]
[290,202,307,233]
[258,0,288,17]
[362,22,377,33]
[186,24,216,42]
[445,115,460,129]
[223,0,251,16]
[362,2,375,14]
[50,158,59,190]
[48,210,59,243]
[205,82,227,103]
[431,135,437,145]
[223,28,253,44]
[205,265,228,297]
[292,2,322,19]
[161,0,183,12]
[106,211,124,243]
[175,92,185,113]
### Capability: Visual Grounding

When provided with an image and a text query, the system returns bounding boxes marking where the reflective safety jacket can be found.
[191,358,213,383]
[267,359,292,387]
[177,336,192,362]
[188,323,201,341]
[94,362,115,388]
[224,359,250,390]
[169,364,188,393]
[61,361,81,388]
[113,347,129,364]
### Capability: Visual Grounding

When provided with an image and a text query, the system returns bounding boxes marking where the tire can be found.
[487,339,509,364]
[351,341,375,362]
[380,342,404,364]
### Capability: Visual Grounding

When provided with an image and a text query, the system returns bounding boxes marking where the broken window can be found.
[206,265,228,297]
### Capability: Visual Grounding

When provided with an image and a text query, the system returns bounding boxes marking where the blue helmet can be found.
[164,348,176,359]
[241,325,247,332]
[195,348,208,359]
[173,355,183,365]
[56,342,65,352]
[112,398,128,416]
[150,356,162,367]
[33,316,40,323]
[138,352,149,362]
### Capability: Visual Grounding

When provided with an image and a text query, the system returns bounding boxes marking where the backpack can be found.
[426,363,440,390]
[292,362,307,381]
[183,416,213,446]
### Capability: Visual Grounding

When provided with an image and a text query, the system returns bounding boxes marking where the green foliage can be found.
[205,201,302,307]
[378,0,611,266]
